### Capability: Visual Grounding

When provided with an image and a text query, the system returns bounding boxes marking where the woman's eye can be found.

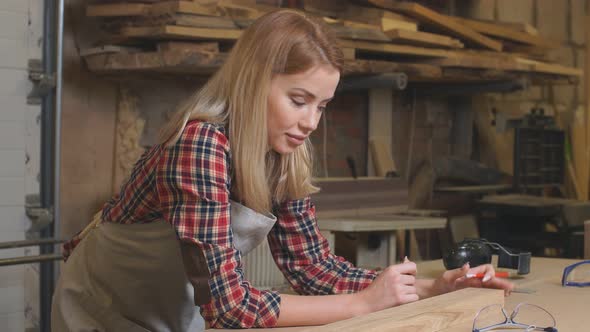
[291,98,305,107]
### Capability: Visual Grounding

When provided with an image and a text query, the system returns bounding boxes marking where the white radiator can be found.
[242,239,287,290]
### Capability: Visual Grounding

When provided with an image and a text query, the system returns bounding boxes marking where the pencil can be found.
[466,272,510,279]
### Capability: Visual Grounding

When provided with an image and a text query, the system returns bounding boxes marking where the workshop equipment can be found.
[443,238,531,275]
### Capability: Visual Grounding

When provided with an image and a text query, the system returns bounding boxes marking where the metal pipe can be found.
[0,239,64,250]
[55,0,64,255]
[0,254,63,267]
[39,0,65,330]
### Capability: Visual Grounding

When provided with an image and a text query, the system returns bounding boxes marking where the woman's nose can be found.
[300,108,320,132]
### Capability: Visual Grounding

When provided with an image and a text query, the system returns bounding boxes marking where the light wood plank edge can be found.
[87,3,149,17]
[120,25,242,40]
[515,57,583,76]
[450,16,559,49]
[84,49,226,73]
[384,29,464,48]
[87,1,221,18]
[381,2,503,51]
[339,39,450,58]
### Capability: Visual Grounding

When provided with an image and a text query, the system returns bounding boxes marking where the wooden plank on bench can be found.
[312,288,504,332]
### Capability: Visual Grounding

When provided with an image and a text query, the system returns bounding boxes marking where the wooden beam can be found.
[384,29,464,48]
[370,1,503,51]
[120,25,241,40]
[450,16,559,49]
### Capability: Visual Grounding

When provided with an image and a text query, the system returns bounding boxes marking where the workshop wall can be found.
[58,0,589,262]
[60,0,118,238]
[465,0,588,199]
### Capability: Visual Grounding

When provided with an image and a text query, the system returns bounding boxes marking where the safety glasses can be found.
[472,302,557,332]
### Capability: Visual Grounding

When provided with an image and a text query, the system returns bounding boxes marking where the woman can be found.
[52,9,513,331]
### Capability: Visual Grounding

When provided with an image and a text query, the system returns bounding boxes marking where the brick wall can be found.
[310,92,369,177]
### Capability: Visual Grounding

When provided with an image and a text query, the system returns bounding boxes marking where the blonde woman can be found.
[52,9,513,331]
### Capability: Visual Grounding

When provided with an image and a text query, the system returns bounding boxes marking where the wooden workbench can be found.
[207,257,586,331]
[417,257,588,331]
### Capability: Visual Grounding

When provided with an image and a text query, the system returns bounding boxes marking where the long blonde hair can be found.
[159,9,343,213]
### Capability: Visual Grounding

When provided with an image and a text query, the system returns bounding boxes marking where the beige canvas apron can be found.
[51,201,277,332]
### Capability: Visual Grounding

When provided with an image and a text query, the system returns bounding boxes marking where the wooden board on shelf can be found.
[327,23,391,42]
[450,16,559,49]
[79,45,142,57]
[370,1,503,51]
[120,25,241,40]
[341,4,418,30]
[428,52,526,71]
[217,0,274,20]
[343,59,442,79]
[87,1,220,18]
[301,0,349,17]
[426,51,582,77]
[440,68,519,82]
[156,41,219,53]
[104,13,238,30]
[339,39,450,58]
[497,21,539,36]
[384,29,463,48]
[87,3,150,17]
[84,47,226,74]
[515,57,583,76]
[380,16,418,32]
[304,0,419,31]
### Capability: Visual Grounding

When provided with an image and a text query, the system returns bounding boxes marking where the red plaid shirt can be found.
[63,121,376,328]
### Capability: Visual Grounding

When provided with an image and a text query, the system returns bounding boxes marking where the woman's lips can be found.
[286,133,306,145]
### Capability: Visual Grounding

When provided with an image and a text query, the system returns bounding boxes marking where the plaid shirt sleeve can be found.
[156,122,280,328]
[268,197,377,295]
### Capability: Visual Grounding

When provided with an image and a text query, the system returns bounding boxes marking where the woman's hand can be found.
[432,263,515,296]
[357,261,420,313]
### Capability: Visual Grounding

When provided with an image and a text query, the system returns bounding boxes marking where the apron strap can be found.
[180,240,213,305]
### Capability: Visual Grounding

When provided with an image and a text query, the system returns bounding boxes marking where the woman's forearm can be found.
[275,293,370,327]
[415,278,439,299]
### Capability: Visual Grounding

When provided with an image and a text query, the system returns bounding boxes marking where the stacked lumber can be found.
[82,0,582,82]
